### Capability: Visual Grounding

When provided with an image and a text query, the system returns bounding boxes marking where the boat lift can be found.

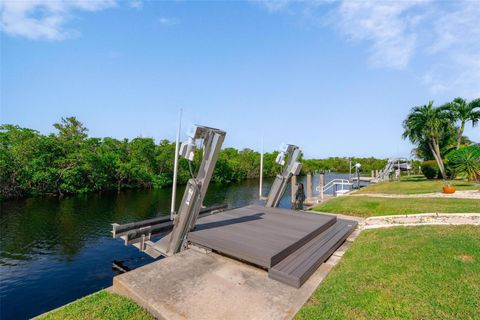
[377,158,412,181]
[112,125,357,288]
[265,144,302,208]
[112,125,302,259]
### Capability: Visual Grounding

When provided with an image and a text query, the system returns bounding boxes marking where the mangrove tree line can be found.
[1,117,387,199]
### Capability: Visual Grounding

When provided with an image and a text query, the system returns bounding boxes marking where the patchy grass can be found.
[356,175,480,195]
[35,290,153,320]
[296,225,480,320]
[313,196,480,217]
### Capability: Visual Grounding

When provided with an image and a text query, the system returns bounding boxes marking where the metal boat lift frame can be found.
[377,158,412,181]
[265,144,302,208]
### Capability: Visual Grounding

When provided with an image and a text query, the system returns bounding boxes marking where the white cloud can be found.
[255,0,480,97]
[254,0,295,13]
[129,0,143,10]
[423,52,480,98]
[428,2,480,54]
[335,0,425,69]
[0,0,117,40]
[157,16,179,26]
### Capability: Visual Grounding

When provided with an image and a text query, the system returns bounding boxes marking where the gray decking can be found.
[269,219,355,288]
[188,205,357,287]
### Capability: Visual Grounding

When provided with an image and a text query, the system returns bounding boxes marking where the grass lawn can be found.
[356,175,480,195]
[35,290,153,320]
[313,196,480,217]
[296,225,480,320]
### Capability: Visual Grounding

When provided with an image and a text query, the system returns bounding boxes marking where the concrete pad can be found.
[113,245,352,320]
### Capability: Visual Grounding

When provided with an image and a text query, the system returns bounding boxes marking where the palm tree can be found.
[443,97,480,149]
[402,101,450,179]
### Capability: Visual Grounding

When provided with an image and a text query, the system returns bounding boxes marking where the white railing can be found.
[315,179,353,201]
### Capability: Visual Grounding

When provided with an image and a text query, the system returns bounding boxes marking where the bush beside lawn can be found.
[313,196,480,217]
[34,290,153,320]
[296,225,480,320]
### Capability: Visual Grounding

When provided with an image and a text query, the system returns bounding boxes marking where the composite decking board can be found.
[194,217,326,249]
[194,206,331,235]
[269,218,337,266]
[269,235,349,287]
[268,219,357,287]
[189,222,335,267]
[194,213,308,245]
[270,225,340,274]
[274,221,353,274]
[188,205,336,268]
[296,224,353,286]
[195,217,307,240]
[190,206,335,245]
[292,223,351,279]
[274,221,354,278]
[190,229,274,265]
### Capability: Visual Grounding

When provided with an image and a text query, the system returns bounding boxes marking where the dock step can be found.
[268,219,357,288]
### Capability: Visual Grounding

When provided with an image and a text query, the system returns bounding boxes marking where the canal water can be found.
[0,173,354,319]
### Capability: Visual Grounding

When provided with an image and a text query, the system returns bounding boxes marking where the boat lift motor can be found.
[265,144,302,208]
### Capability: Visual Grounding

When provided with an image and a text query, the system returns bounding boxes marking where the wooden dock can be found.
[187,205,357,288]
[350,176,376,182]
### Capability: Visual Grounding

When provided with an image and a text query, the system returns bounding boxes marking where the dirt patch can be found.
[455,255,474,263]
[307,295,320,305]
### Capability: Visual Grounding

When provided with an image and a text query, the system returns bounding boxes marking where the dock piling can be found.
[319,173,324,202]
[306,173,312,200]
[291,175,297,208]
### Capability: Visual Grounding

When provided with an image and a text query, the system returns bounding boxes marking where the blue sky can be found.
[1,0,479,158]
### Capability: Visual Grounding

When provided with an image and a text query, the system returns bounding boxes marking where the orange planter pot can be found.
[443,186,456,194]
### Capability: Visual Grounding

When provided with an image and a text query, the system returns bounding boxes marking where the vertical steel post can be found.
[291,175,296,208]
[320,173,324,202]
[349,159,352,179]
[170,108,182,220]
[306,173,312,200]
[356,167,360,189]
[397,158,401,181]
[259,136,264,199]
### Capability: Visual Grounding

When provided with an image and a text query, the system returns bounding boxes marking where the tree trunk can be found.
[429,138,446,179]
[456,122,465,150]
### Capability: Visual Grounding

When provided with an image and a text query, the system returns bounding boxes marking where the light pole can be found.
[355,163,361,189]
[349,158,352,179]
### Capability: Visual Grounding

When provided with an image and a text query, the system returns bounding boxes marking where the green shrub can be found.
[438,161,455,179]
[421,160,455,180]
[447,145,480,181]
[421,160,438,179]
